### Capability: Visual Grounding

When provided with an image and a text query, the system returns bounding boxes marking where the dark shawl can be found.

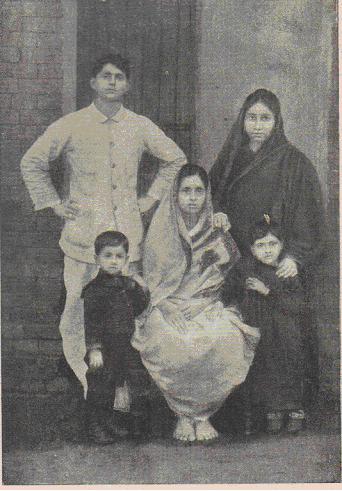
[210,89,326,268]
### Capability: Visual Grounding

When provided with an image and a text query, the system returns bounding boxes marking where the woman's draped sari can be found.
[132,176,259,419]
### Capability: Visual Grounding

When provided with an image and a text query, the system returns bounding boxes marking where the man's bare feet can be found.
[173,416,196,442]
[194,418,218,441]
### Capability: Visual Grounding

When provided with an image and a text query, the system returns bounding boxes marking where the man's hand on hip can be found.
[53,199,80,220]
[138,195,157,213]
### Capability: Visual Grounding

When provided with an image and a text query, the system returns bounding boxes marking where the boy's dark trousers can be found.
[86,364,118,442]
[85,359,151,441]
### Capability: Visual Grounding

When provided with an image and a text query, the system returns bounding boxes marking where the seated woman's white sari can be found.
[132,180,260,420]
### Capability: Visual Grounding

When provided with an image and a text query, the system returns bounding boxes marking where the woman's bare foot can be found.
[173,416,196,442]
[195,418,218,441]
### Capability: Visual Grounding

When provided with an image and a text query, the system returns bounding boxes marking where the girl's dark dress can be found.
[222,256,305,411]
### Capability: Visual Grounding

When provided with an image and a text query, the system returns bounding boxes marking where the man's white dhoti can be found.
[59,256,98,395]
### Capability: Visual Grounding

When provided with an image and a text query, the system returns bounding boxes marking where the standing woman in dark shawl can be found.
[210,89,325,409]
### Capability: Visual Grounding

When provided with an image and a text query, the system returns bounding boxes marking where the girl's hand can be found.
[213,212,231,232]
[158,301,187,332]
[89,350,103,369]
[276,257,298,278]
[246,277,270,296]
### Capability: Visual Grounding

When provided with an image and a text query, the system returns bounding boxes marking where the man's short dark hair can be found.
[91,54,130,79]
[94,230,129,255]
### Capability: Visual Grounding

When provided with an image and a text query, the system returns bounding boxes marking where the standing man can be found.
[21,54,187,394]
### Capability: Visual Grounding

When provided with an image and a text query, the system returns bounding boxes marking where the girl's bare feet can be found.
[173,416,196,442]
[194,418,218,441]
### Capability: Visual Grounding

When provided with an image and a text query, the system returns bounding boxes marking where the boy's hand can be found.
[89,350,103,369]
[276,257,298,278]
[53,199,80,220]
[213,212,231,232]
[246,277,270,296]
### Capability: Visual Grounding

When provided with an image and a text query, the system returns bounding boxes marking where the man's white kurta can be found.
[21,103,186,262]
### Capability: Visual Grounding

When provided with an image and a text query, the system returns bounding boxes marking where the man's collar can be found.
[88,103,127,123]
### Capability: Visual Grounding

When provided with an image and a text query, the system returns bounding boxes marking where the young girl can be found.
[222,215,306,434]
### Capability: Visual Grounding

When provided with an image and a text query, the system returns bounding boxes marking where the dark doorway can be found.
[77,0,197,193]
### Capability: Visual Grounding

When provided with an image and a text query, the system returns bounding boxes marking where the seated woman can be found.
[132,164,259,442]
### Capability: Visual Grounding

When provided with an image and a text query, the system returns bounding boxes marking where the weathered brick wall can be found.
[1,0,72,444]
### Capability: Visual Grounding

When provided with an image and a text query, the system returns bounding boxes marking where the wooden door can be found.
[77,0,197,193]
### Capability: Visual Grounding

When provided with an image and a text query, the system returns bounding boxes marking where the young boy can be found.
[82,231,150,444]
[222,216,306,435]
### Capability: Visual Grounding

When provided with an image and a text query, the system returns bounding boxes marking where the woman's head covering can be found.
[210,89,288,206]
[142,165,212,305]
[143,165,238,305]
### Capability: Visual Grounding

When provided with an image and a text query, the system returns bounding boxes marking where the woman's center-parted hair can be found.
[235,89,285,150]
[242,89,281,128]
[176,164,209,192]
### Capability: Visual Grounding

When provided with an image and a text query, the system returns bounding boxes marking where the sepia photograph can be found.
[1,0,340,485]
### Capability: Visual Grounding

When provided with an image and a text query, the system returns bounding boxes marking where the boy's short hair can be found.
[94,230,129,255]
[91,54,130,79]
[249,217,283,245]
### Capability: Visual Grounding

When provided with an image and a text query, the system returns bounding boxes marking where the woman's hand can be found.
[182,305,196,321]
[205,304,223,321]
[246,277,270,296]
[89,349,103,369]
[158,301,187,332]
[276,257,298,278]
[53,199,80,220]
[126,272,148,290]
[213,212,231,232]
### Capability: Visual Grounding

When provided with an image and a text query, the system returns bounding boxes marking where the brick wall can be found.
[1,0,73,445]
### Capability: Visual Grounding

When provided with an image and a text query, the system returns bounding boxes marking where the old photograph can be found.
[1,0,340,485]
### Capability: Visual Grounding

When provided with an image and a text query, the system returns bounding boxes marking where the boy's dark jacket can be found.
[81,271,150,383]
